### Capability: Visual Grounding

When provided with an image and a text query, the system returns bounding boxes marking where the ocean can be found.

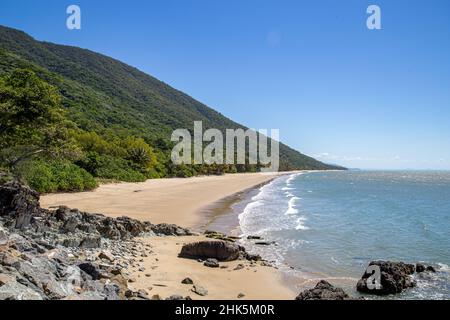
[212,170,450,300]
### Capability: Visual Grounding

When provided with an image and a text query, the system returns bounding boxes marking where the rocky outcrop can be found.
[0,182,194,250]
[0,181,193,300]
[0,182,41,230]
[357,261,416,295]
[204,230,240,242]
[296,280,351,300]
[415,263,436,273]
[179,241,243,261]
[151,223,192,236]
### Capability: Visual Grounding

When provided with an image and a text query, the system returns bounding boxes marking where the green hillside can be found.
[0,25,344,192]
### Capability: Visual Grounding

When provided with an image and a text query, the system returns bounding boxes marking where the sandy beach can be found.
[40,172,298,300]
[128,236,294,300]
[41,173,283,229]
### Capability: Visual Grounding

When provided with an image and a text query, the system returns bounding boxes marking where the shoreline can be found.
[40,172,288,231]
[40,172,303,299]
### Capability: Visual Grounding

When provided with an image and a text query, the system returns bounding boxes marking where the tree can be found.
[0,69,78,168]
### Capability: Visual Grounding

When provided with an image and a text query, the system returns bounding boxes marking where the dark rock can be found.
[137,289,149,300]
[356,261,416,295]
[179,241,241,261]
[203,258,220,268]
[0,182,196,300]
[416,263,426,273]
[124,289,134,298]
[151,223,192,236]
[0,182,41,230]
[247,236,262,240]
[296,280,350,300]
[181,277,194,284]
[78,262,102,280]
[255,241,275,246]
[426,266,436,272]
[237,293,245,299]
[415,263,436,273]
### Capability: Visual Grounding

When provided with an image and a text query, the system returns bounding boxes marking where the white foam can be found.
[286,172,302,184]
[285,197,300,215]
[238,200,264,234]
[437,263,450,272]
[295,217,309,230]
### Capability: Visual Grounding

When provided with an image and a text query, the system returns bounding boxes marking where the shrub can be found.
[93,156,147,182]
[19,160,97,193]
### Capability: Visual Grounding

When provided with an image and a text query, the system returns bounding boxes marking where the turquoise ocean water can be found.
[234,171,450,299]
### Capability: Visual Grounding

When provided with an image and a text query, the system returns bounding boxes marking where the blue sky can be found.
[1,0,450,169]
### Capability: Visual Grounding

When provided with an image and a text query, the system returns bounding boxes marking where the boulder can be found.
[179,241,241,261]
[426,266,436,273]
[78,262,102,280]
[0,182,41,230]
[357,261,416,295]
[416,263,436,273]
[296,280,350,300]
[416,263,426,273]
[0,281,43,300]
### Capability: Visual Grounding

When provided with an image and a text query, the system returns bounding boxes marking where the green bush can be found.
[19,160,97,193]
[93,156,147,182]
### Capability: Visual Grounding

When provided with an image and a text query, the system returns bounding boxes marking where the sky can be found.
[1,0,450,170]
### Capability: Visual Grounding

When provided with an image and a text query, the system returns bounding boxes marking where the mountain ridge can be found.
[0,24,345,173]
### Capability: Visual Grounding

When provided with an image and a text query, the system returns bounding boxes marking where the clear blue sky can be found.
[1,0,450,169]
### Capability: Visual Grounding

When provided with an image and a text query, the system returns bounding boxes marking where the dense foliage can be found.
[0,25,344,193]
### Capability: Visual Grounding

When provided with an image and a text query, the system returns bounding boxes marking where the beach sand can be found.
[128,236,294,300]
[40,172,298,300]
[40,173,282,229]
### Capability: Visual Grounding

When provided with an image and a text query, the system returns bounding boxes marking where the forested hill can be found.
[0,25,344,192]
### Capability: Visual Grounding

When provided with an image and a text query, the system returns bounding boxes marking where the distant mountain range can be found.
[0,25,344,171]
